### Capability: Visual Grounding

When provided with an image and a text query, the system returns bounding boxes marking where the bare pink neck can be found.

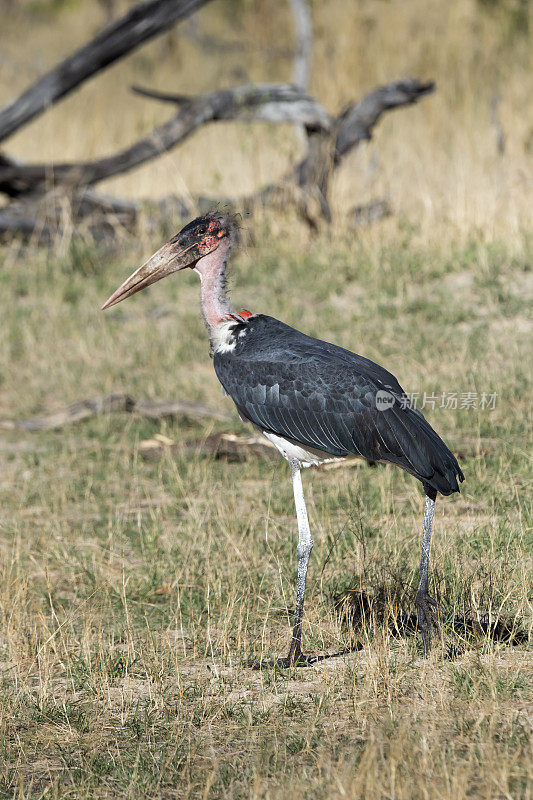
[193,239,234,330]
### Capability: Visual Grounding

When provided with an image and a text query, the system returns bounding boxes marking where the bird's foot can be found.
[253,654,315,669]
[250,646,346,670]
[250,645,312,669]
[415,589,443,656]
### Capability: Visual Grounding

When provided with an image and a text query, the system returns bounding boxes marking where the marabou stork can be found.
[102,212,464,667]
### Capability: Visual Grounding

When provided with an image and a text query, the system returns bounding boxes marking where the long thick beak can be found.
[101,241,197,310]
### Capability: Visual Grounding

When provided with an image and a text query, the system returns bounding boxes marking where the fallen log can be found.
[228,79,435,229]
[0,394,233,432]
[154,80,434,229]
[0,76,433,237]
[0,186,141,244]
[0,209,53,242]
[0,0,435,239]
[139,431,371,467]
[139,431,279,461]
[133,398,233,422]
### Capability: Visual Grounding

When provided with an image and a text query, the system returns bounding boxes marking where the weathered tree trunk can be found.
[289,0,312,90]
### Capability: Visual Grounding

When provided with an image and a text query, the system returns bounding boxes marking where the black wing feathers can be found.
[214,315,464,496]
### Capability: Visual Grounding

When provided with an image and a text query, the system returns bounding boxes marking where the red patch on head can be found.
[198,235,217,255]
[239,309,253,319]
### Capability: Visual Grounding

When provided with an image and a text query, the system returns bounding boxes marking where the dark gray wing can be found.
[213,315,464,495]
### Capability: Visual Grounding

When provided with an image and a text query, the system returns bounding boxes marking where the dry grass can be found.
[0,225,531,798]
[0,1,532,798]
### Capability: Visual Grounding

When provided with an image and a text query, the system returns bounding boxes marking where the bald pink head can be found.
[101,212,234,319]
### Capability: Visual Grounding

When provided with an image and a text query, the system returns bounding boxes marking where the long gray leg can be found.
[252,457,347,669]
[284,456,313,665]
[415,493,440,655]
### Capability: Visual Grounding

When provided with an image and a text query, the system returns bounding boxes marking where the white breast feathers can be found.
[210,319,247,355]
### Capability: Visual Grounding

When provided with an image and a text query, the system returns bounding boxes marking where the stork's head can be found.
[101,212,232,310]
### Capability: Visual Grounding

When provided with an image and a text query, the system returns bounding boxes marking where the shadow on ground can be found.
[333,578,529,658]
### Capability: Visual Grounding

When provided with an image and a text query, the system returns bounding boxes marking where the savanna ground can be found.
[0,0,532,798]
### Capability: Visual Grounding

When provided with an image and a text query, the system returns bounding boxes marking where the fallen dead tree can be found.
[139,431,372,467]
[139,431,280,462]
[0,0,434,240]
[0,393,233,432]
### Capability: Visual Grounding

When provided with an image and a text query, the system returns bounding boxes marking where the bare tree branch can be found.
[131,85,193,104]
[334,79,435,162]
[0,0,214,144]
[0,79,434,236]
[129,82,330,126]
[0,84,330,195]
